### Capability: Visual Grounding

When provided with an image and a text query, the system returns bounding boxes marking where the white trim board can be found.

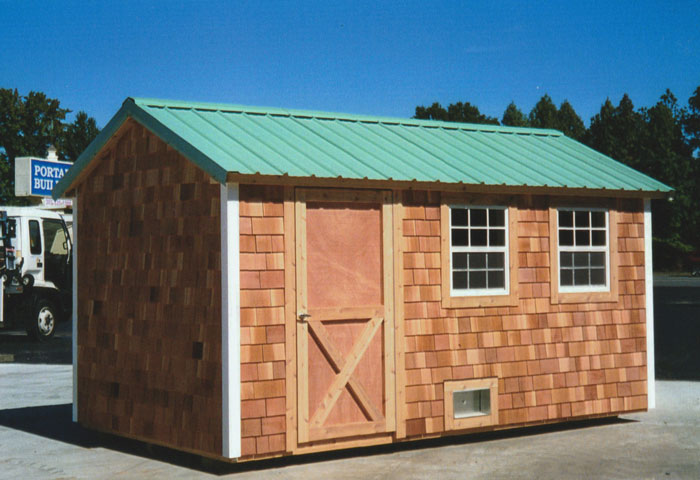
[221,183,241,458]
[72,195,79,422]
[644,199,655,409]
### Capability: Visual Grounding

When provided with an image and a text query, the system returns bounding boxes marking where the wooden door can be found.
[295,188,395,444]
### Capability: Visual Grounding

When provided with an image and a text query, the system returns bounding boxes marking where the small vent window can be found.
[444,378,498,431]
[453,389,491,418]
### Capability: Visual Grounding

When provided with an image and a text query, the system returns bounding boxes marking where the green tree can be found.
[0,89,69,203]
[683,86,700,156]
[528,95,585,139]
[60,111,99,162]
[415,101,498,125]
[587,90,699,262]
[528,94,559,129]
[586,94,644,168]
[0,88,99,203]
[501,102,529,127]
[642,91,698,262]
[414,102,449,121]
[446,102,499,125]
[556,100,585,141]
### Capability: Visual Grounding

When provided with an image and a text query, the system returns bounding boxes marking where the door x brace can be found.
[307,317,384,427]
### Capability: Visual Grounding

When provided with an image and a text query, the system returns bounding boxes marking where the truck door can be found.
[25,218,44,285]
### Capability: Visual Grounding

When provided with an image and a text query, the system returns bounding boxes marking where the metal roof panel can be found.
[53,97,673,198]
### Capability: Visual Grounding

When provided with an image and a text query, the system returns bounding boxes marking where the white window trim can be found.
[449,204,510,297]
[557,207,611,293]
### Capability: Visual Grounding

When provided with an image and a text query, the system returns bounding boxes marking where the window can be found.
[43,219,69,256]
[440,199,519,308]
[557,208,608,291]
[29,220,42,255]
[449,206,508,295]
[548,203,619,305]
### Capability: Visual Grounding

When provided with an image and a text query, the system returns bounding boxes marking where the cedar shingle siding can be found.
[77,120,223,455]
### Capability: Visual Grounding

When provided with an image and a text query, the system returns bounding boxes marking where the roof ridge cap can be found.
[129,97,563,136]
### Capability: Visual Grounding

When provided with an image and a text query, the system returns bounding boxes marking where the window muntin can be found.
[557,208,609,291]
[450,206,508,295]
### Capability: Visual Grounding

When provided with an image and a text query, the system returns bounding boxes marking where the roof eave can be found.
[52,98,229,199]
[225,172,673,199]
[52,101,132,199]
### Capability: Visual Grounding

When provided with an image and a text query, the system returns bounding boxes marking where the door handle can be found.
[298,313,311,323]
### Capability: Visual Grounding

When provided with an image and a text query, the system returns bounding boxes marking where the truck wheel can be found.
[26,298,57,341]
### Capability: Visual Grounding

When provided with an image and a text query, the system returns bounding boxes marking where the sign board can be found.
[15,157,73,198]
[42,197,73,208]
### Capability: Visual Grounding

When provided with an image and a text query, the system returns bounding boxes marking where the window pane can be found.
[469,253,486,269]
[29,220,42,254]
[560,252,573,267]
[489,229,505,246]
[452,229,468,246]
[453,271,468,289]
[575,211,590,227]
[471,209,487,226]
[591,268,606,285]
[574,268,589,285]
[591,211,605,228]
[489,209,505,227]
[469,271,486,289]
[559,229,574,246]
[487,253,504,269]
[451,208,468,227]
[488,270,505,288]
[590,252,606,268]
[558,210,573,227]
[575,230,590,246]
[453,252,468,269]
[471,229,487,246]
[560,269,573,286]
[43,219,68,255]
[574,252,589,267]
[592,230,606,246]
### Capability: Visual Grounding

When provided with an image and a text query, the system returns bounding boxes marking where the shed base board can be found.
[234,407,647,463]
[79,407,647,465]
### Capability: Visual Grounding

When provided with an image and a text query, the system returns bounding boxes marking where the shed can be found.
[54,97,671,461]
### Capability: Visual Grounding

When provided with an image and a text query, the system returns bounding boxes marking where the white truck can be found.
[0,207,72,340]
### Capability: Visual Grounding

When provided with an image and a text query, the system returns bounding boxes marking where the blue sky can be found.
[2,0,699,128]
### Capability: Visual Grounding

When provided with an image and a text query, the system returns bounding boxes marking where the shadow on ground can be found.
[0,403,632,475]
[654,286,700,381]
[0,320,71,364]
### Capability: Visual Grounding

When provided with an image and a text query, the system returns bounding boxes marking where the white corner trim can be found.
[221,183,241,458]
[644,199,655,409]
[72,195,79,422]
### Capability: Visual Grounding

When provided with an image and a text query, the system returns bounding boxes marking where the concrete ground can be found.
[0,364,698,479]
[1,276,697,478]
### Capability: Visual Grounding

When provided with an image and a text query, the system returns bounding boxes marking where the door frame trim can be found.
[288,187,395,448]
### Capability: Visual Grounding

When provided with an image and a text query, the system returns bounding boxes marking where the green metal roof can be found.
[53,97,672,198]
